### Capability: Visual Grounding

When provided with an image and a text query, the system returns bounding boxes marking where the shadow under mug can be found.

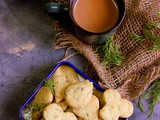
[44,0,125,44]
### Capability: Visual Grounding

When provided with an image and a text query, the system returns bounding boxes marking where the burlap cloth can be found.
[48,0,160,100]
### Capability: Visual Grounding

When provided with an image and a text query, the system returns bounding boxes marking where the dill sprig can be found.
[44,80,55,92]
[130,12,160,51]
[96,35,124,66]
[32,102,47,112]
[137,78,160,118]
[23,102,47,120]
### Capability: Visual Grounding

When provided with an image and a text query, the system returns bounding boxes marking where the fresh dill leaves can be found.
[129,33,146,42]
[45,80,55,92]
[137,78,160,118]
[96,35,124,66]
[23,102,47,120]
[32,102,47,112]
[130,13,160,51]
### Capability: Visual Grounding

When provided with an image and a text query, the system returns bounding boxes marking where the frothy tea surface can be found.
[73,0,119,33]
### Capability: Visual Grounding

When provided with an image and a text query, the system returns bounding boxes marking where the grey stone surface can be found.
[0,0,159,120]
[0,0,87,119]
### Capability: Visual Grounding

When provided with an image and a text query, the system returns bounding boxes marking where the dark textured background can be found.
[0,0,159,120]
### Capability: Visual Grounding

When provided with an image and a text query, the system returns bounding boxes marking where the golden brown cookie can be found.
[65,80,93,109]
[99,89,134,120]
[32,87,53,120]
[43,103,63,120]
[53,75,66,84]
[52,75,67,103]
[33,87,53,103]
[119,99,134,118]
[54,81,70,103]
[73,95,99,120]
[52,65,79,84]
[93,88,105,108]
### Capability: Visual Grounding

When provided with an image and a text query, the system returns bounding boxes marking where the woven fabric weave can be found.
[49,0,160,100]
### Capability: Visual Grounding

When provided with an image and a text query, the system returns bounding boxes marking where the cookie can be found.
[93,88,105,108]
[55,81,70,103]
[73,95,99,120]
[99,89,134,120]
[33,87,53,103]
[52,65,79,84]
[32,87,53,120]
[61,112,77,120]
[119,99,134,118]
[43,103,63,120]
[53,75,67,84]
[52,75,67,103]
[65,80,93,109]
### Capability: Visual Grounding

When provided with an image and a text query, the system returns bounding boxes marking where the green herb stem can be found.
[45,80,55,92]
[96,35,124,66]
[130,12,160,51]
[137,78,160,118]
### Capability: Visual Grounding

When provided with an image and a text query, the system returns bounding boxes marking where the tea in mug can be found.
[73,0,119,33]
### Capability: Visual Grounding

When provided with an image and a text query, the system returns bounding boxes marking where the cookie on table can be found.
[73,95,99,120]
[99,89,134,120]
[32,87,53,120]
[65,80,93,109]
[61,112,77,120]
[43,103,63,120]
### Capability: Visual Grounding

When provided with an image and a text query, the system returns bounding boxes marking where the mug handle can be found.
[44,2,69,20]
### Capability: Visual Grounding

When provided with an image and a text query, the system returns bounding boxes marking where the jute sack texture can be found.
[50,0,160,100]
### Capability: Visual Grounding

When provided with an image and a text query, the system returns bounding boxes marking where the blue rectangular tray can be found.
[19,61,127,120]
